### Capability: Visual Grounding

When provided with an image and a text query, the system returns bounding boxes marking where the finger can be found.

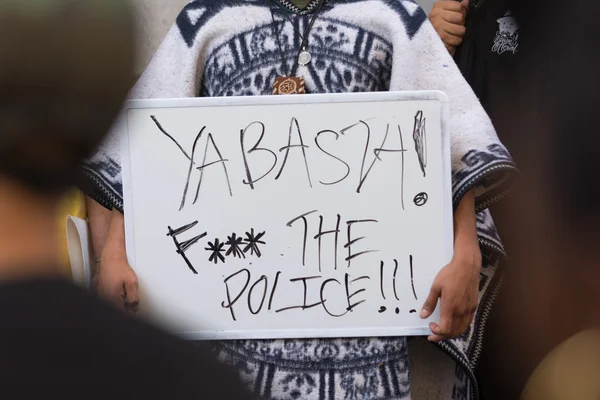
[442,22,467,37]
[442,10,466,25]
[461,0,469,10]
[107,283,126,309]
[466,309,476,325]
[420,285,441,319]
[431,313,452,337]
[460,311,476,334]
[428,323,451,342]
[445,44,456,56]
[430,288,456,336]
[440,32,463,47]
[427,333,448,343]
[450,315,471,339]
[437,0,466,13]
[98,277,124,304]
[448,306,476,338]
[124,280,140,313]
[459,2,468,19]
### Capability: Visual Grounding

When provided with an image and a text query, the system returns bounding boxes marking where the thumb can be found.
[461,0,469,10]
[124,280,140,313]
[420,285,441,319]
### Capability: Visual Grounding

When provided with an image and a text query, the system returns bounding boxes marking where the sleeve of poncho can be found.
[80,6,207,212]
[389,13,517,212]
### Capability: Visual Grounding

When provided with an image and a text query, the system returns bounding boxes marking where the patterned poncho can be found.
[83,1,516,399]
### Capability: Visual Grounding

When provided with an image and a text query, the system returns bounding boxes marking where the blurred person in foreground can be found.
[430,1,600,399]
[0,1,252,398]
[475,0,600,399]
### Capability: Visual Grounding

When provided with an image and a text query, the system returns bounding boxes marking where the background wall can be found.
[130,1,452,398]
[419,0,435,14]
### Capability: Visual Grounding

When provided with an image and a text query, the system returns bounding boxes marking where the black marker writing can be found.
[219,270,381,319]
[320,278,347,317]
[393,259,400,301]
[413,192,428,207]
[243,229,266,258]
[356,123,407,194]
[345,273,369,312]
[267,271,282,311]
[315,129,350,185]
[180,127,205,211]
[341,120,370,193]
[151,115,193,161]
[225,233,245,259]
[345,219,379,267]
[286,210,318,266]
[247,275,268,315]
[221,268,251,321]
[413,111,427,177]
[206,238,226,264]
[276,275,324,313]
[152,116,232,209]
[314,214,341,272]
[398,125,406,210]
[194,133,232,202]
[379,261,386,300]
[275,117,313,188]
[167,221,206,274]
[410,255,418,300]
[240,121,277,189]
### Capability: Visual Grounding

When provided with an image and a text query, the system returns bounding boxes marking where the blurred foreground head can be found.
[0,0,134,194]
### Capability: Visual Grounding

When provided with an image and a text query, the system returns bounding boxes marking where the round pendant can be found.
[298,50,312,66]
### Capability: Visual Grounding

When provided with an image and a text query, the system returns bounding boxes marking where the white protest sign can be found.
[121,91,453,340]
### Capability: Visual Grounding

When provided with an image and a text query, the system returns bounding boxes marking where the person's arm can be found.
[86,197,112,264]
[87,196,139,313]
[428,0,469,55]
[420,190,481,342]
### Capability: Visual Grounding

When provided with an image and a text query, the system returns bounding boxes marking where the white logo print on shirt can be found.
[492,11,519,54]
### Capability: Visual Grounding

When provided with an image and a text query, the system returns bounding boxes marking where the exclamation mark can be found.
[410,255,418,300]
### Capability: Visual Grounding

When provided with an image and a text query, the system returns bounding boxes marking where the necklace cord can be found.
[267,0,327,73]
[268,0,290,76]
[298,0,326,55]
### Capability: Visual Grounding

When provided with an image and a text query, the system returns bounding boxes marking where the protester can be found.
[0,1,253,398]
[82,0,516,397]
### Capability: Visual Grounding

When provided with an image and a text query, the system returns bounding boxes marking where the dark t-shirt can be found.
[453,0,522,242]
[0,278,253,399]
[454,0,520,152]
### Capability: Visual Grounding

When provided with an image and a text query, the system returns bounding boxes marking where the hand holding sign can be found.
[420,191,481,342]
[121,92,454,340]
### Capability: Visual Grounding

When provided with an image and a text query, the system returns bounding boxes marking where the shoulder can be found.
[175,0,267,47]
[0,279,251,397]
[522,330,600,400]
